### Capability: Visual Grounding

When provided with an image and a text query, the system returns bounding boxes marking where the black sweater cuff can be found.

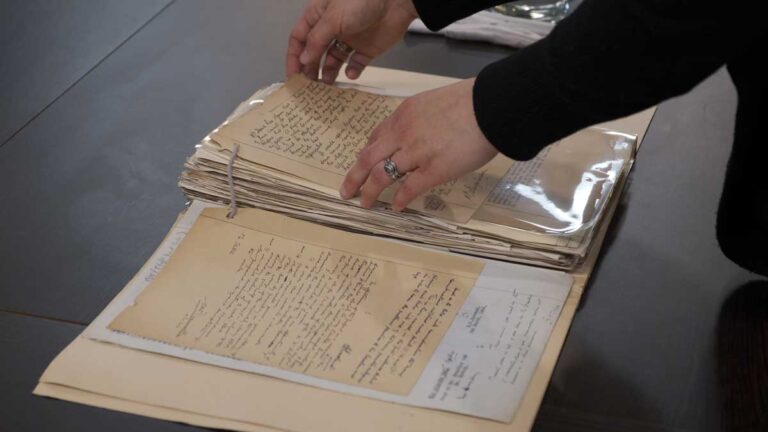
[473,40,592,161]
[412,0,505,30]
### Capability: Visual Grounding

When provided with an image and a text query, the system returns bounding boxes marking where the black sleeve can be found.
[412,0,508,30]
[466,0,768,160]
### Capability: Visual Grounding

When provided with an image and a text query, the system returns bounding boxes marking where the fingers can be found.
[286,35,304,77]
[359,151,415,208]
[301,13,339,79]
[341,129,398,199]
[366,117,389,147]
[303,62,321,82]
[287,3,375,81]
[392,170,439,211]
[321,43,350,84]
[345,52,372,80]
[286,6,315,77]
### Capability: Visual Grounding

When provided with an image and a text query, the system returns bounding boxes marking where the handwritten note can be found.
[210,75,512,223]
[92,202,573,422]
[237,76,399,175]
[409,267,570,420]
[109,207,482,395]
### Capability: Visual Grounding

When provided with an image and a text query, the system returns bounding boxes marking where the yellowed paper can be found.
[211,74,512,222]
[36,67,657,432]
[216,74,401,181]
[109,207,483,395]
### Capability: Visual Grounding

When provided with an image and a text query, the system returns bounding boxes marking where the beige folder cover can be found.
[34,67,655,432]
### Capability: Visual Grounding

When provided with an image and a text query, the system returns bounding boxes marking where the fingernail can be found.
[340,185,349,199]
[300,51,310,65]
[347,68,360,79]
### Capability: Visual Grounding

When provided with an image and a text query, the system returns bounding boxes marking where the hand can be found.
[341,78,499,211]
[286,0,418,84]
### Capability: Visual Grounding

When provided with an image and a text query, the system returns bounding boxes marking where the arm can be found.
[412,0,508,30]
[473,0,768,160]
[286,0,509,83]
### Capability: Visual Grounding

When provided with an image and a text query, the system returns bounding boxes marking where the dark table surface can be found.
[0,1,760,431]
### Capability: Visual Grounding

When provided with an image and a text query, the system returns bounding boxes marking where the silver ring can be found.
[333,39,353,56]
[383,157,405,181]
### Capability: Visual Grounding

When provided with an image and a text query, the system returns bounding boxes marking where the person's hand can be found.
[340,78,500,211]
[286,0,418,84]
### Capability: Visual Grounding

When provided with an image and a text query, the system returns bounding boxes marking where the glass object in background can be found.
[494,0,579,23]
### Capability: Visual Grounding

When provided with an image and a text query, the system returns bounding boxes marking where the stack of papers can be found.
[179,75,637,270]
[34,67,656,432]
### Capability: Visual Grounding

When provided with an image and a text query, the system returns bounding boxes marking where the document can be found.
[37,68,655,432]
[474,128,635,235]
[178,78,639,269]
[93,202,573,422]
[211,74,512,223]
[110,207,482,395]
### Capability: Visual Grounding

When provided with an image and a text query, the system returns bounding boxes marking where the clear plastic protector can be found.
[204,83,636,237]
[474,128,636,235]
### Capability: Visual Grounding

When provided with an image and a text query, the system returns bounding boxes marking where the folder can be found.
[35,67,655,431]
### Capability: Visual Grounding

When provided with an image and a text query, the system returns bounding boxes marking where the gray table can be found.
[0,1,758,431]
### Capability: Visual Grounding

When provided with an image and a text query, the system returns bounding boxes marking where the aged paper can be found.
[39,194,581,430]
[93,202,572,421]
[37,68,655,432]
[109,206,483,395]
[211,74,512,223]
